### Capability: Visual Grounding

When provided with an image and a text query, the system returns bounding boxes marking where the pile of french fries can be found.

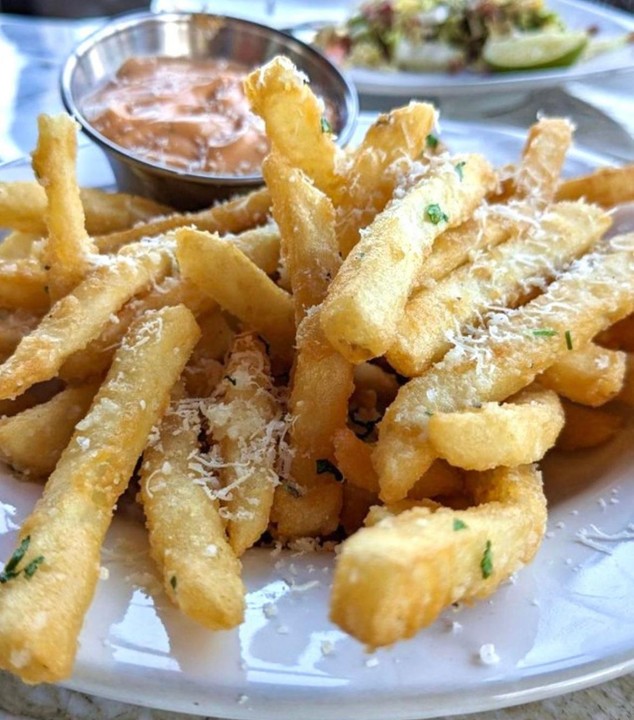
[0,55,633,682]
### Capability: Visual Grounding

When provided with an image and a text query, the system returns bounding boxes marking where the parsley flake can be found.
[480,540,493,579]
[532,328,557,338]
[425,204,449,225]
[565,330,573,350]
[426,134,439,149]
[454,161,466,181]
[170,575,178,590]
[281,479,304,498]
[224,375,237,386]
[453,518,468,531]
[0,536,44,584]
[349,409,378,440]
[23,556,45,579]
[316,459,343,482]
[320,116,333,134]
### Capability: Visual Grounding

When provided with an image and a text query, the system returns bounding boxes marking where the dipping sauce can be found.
[82,56,269,176]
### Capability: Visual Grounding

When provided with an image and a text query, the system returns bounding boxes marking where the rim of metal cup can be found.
[60,10,359,186]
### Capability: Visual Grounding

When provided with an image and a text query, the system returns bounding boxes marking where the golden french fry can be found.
[556,400,624,450]
[182,307,234,398]
[95,187,271,253]
[0,259,49,313]
[340,483,378,536]
[270,311,353,538]
[263,152,339,322]
[540,342,626,406]
[244,56,343,201]
[408,460,464,500]
[353,363,400,408]
[427,385,564,471]
[226,222,280,277]
[388,201,610,376]
[31,115,98,299]
[556,165,634,207]
[513,117,573,203]
[205,334,282,555]
[0,304,200,683]
[336,102,436,257]
[0,246,172,400]
[0,382,98,478]
[333,428,379,494]
[140,393,245,629]
[320,153,496,362]
[375,235,634,502]
[330,464,546,647]
[0,231,42,260]
[176,228,294,360]
[0,182,169,236]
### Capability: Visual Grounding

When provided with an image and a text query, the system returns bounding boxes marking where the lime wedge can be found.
[483,31,588,72]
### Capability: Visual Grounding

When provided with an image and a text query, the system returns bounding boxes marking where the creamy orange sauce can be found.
[83,56,268,176]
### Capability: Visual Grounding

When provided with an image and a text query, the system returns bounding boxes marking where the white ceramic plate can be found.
[1,119,634,720]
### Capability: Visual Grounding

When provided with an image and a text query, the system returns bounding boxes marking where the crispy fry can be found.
[427,384,564,470]
[0,382,98,478]
[205,334,281,555]
[556,165,634,207]
[0,305,200,683]
[320,153,496,362]
[264,153,339,322]
[31,115,98,299]
[176,228,294,361]
[0,246,172,399]
[330,464,546,647]
[539,342,626,406]
[270,311,353,538]
[333,428,379,494]
[388,201,610,375]
[182,307,234,398]
[0,182,169,235]
[375,235,634,502]
[140,392,245,629]
[245,56,343,201]
[94,187,271,253]
[556,400,624,450]
[0,258,49,313]
[336,103,436,257]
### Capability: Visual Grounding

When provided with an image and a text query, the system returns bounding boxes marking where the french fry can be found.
[333,428,379,494]
[263,153,339,322]
[31,115,98,300]
[227,222,280,277]
[244,56,343,201]
[512,117,573,204]
[539,342,626,406]
[0,310,41,363]
[320,153,496,362]
[270,311,353,538]
[176,228,294,361]
[0,246,173,399]
[182,307,234,398]
[556,164,634,207]
[336,102,436,257]
[140,392,245,629]
[353,363,400,408]
[205,334,282,555]
[0,258,49,313]
[387,201,610,376]
[0,182,169,235]
[95,187,271,253]
[556,400,624,450]
[330,464,546,647]
[0,232,42,260]
[427,385,564,470]
[375,235,634,502]
[0,382,98,478]
[0,304,200,683]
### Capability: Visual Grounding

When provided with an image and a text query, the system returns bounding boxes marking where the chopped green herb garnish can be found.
[224,375,237,386]
[454,161,466,181]
[349,409,378,440]
[565,330,573,350]
[532,329,557,338]
[453,518,468,531]
[3,536,30,575]
[23,556,45,579]
[0,536,44,584]
[316,458,343,482]
[281,479,304,498]
[424,409,434,417]
[426,134,439,149]
[320,116,333,133]
[170,575,177,590]
[425,204,449,225]
[480,540,493,579]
